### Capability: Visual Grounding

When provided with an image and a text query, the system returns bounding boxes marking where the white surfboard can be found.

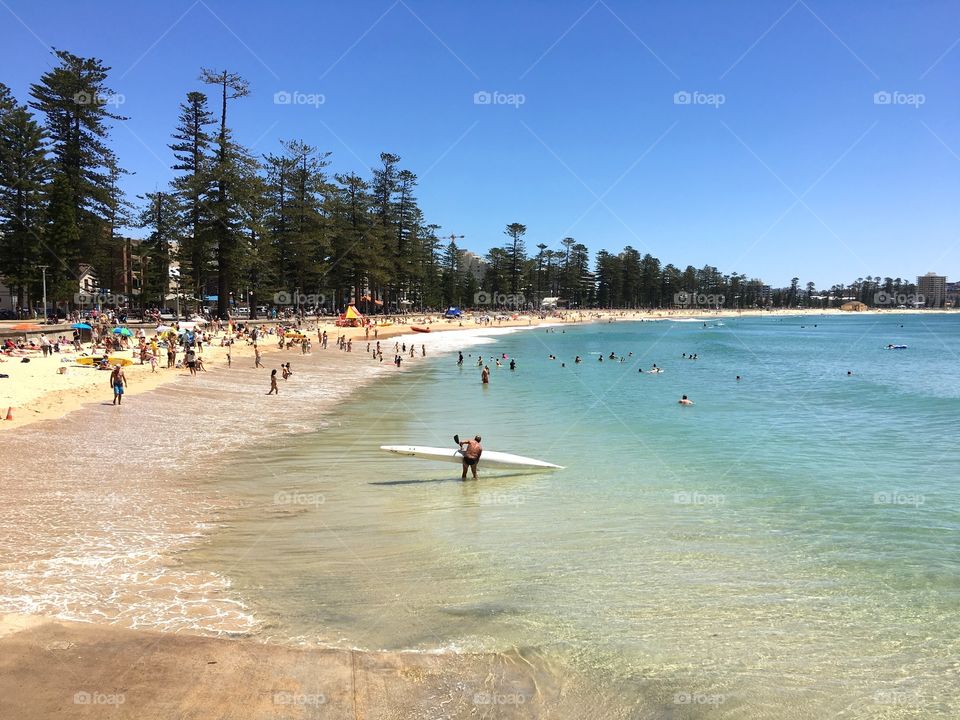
[379,445,564,470]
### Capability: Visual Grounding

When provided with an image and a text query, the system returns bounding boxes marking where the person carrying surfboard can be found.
[456,434,483,479]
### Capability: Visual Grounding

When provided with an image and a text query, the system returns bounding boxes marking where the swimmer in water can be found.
[678,394,694,405]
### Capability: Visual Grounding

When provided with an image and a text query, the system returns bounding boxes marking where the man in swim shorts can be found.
[110,364,127,405]
[459,435,483,479]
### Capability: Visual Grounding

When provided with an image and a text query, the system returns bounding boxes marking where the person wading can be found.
[110,364,127,405]
[456,434,483,480]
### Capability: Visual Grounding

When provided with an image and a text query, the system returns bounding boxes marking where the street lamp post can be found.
[38,265,49,323]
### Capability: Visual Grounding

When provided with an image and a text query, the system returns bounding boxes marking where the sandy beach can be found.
[2,307,943,431]
[0,314,543,429]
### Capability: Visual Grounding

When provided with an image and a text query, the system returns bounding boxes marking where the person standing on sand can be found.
[110,365,127,405]
[267,369,279,395]
[457,434,483,480]
[255,345,264,368]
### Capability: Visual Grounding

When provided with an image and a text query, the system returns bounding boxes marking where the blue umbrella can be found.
[72,323,92,330]
[112,327,133,336]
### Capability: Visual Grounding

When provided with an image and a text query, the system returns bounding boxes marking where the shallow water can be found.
[186,315,960,717]
[3,316,958,717]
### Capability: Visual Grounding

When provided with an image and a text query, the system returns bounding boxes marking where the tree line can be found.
[0,50,930,319]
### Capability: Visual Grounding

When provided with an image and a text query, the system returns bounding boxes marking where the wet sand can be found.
[0,614,546,719]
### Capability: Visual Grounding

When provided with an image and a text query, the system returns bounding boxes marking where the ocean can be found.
[3,314,958,717]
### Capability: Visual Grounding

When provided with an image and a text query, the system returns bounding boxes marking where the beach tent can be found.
[336,304,365,327]
[444,307,462,318]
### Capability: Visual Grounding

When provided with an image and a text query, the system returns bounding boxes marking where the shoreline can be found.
[0,320,570,719]
[0,315,542,431]
[2,307,950,431]
[0,318,562,637]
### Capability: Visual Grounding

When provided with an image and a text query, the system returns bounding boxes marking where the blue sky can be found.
[1,0,959,287]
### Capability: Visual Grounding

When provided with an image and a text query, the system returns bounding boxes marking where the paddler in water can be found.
[456,434,483,479]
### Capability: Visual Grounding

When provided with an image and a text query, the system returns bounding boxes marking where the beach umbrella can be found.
[112,327,133,336]
[71,322,92,329]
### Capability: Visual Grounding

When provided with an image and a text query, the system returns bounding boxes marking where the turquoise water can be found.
[189,315,960,718]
